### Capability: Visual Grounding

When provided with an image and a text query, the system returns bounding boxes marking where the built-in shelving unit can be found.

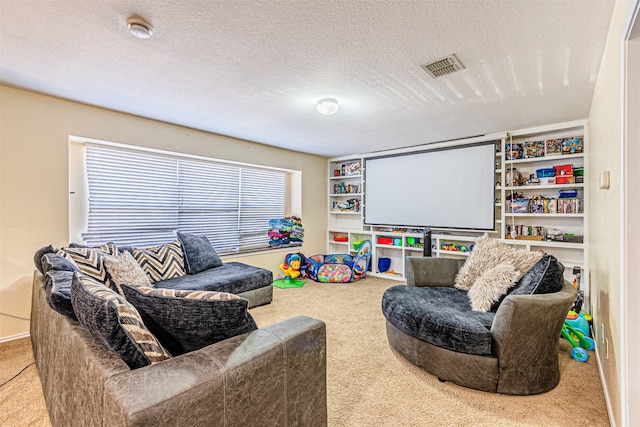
[500,119,587,292]
[327,120,588,294]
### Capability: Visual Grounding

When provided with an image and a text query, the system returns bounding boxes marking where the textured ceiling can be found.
[0,0,615,157]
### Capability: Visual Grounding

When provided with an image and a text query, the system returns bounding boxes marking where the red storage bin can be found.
[554,164,573,177]
[377,237,393,245]
[554,164,573,184]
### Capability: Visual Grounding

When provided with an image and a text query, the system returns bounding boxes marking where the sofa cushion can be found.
[467,263,520,312]
[70,273,172,369]
[34,245,56,274]
[132,240,186,282]
[60,243,119,289]
[509,254,565,296]
[41,253,80,275]
[454,236,542,290]
[103,251,152,295]
[382,285,496,355]
[44,270,76,319]
[154,262,273,294]
[121,284,258,355]
[177,231,223,274]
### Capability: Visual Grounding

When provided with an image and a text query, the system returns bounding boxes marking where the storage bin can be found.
[378,257,391,273]
[554,164,573,177]
[393,237,402,246]
[377,237,393,245]
[353,240,364,250]
[536,168,556,178]
[558,189,578,199]
[573,167,584,176]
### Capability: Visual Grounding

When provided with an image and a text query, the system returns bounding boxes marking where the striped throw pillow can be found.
[59,242,119,289]
[121,284,257,356]
[71,274,172,369]
[132,240,186,282]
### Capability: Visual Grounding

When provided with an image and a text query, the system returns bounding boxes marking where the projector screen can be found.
[364,141,496,230]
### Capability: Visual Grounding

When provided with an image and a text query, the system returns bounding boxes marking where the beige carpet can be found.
[1,276,610,426]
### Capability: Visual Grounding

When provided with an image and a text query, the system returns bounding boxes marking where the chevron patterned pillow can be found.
[132,240,186,283]
[59,242,119,289]
[121,284,257,356]
[71,273,172,369]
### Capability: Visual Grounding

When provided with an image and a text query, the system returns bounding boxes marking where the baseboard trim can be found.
[595,346,617,427]
[0,332,30,343]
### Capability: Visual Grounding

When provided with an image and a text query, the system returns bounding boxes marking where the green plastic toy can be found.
[561,321,595,362]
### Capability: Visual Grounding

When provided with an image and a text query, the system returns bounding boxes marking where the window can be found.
[73,141,295,255]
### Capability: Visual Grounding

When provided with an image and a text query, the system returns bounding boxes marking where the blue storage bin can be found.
[378,257,391,273]
[558,189,578,198]
[536,168,556,178]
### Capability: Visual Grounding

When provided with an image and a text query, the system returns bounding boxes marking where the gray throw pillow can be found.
[71,273,172,369]
[177,231,223,274]
[121,284,257,356]
[44,270,76,319]
[509,254,565,295]
[41,253,80,275]
[34,245,56,274]
[103,251,152,295]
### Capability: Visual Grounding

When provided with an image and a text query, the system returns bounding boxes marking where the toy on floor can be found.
[279,254,302,281]
[273,253,306,289]
[562,310,594,362]
[307,240,372,283]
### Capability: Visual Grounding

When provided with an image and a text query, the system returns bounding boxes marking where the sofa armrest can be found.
[103,315,327,427]
[490,281,576,395]
[405,257,464,287]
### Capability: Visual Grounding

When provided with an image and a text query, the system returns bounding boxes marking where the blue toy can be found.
[565,312,591,338]
[307,240,372,283]
[562,312,595,362]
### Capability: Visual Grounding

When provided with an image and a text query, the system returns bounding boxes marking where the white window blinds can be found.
[83,143,286,254]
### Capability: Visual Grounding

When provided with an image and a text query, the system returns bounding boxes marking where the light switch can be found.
[599,170,610,189]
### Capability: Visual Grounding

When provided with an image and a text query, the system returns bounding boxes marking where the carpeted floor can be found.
[0,276,610,426]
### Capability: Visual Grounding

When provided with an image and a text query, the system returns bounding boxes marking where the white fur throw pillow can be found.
[467,263,520,312]
[104,251,152,295]
[455,236,543,290]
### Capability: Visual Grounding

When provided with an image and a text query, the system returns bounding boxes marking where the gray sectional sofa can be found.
[31,272,328,426]
[31,233,328,426]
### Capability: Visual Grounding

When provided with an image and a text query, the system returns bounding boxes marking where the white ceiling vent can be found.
[421,54,465,78]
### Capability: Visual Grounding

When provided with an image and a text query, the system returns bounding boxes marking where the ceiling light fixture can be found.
[127,16,154,39]
[316,98,339,116]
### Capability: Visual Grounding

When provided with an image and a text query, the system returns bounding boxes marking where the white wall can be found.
[588,1,635,425]
[0,85,328,340]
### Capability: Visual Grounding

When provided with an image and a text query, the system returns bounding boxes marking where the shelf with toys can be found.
[501,120,588,293]
[433,233,478,257]
[326,121,587,290]
[328,157,365,230]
